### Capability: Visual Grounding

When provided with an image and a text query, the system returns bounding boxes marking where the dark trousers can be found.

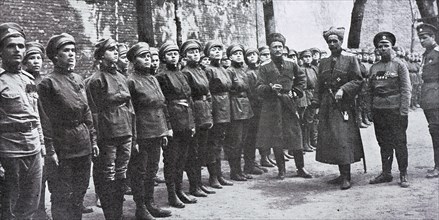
[36,156,57,219]
[244,107,260,165]
[195,127,212,166]
[225,120,248,161]
[51,155,91,220]
[0,153,42,220]
[373,109,408,174]
[424,108,439,169]
[129,138,161,204]
[208,123,228,162]
[95,136,132,181]
[163,130,191,188]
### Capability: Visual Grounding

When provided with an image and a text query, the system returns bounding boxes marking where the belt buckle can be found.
[202,95,207,101]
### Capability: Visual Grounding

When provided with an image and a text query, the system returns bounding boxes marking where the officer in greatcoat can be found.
[311,27,364,190]
[256,33,313,180]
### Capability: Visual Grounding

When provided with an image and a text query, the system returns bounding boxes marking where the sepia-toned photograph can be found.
[0,0,438,219]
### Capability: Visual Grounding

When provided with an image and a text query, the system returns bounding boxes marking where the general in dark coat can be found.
[312,26,364,190]
[256,32,313,180]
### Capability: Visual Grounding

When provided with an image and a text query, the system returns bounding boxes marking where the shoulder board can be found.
[434,45,439,52]
[21,70,35,80]
[341,51,355,57]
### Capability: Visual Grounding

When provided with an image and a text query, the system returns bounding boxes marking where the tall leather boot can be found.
[175,175,197,204]
[339,165,351,190]
[207,162,222,189]
[293,150,312,178]
[216,158,233,186]
[302,125,314,152]
[187,165,207,197]
[166,183,185,208]
[198,163,215,194]
[98,180,122,220]
[144,180,172,217]
[311,120,318,148]
[273,148,286,180]
[230,159,247,181]
[370,152,393,184]
[114,179,126,220]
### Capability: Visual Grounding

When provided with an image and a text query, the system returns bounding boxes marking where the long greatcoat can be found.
[255,58,306,150]
[313,52,364,165]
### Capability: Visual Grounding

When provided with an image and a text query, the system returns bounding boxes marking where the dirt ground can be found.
[45,108,438,219]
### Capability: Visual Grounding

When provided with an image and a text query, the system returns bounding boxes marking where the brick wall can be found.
[151,0,259,49]
[0,0,138,77]
[0,0,260,77]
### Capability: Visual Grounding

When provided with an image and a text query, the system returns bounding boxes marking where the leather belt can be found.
[52,119,84,128]
[170,99,189,107]
[375,90,400,98]
[0,121,38,133]
[193,95,207,101]
[230,91,247,98]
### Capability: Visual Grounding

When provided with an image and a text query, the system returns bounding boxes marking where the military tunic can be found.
[420,44,439,169]
[313,52,364,165]
[127,68,170,205]
[38,67,96,219]
[182,62,213,166]
[87,66,134,181]
[369,56,411,174]
[156,64,195,187]
[226,62,254,161]
[0,69,43,219]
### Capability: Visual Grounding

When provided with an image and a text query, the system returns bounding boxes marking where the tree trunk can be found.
[173,0,182,47]
[135,0,155,46]
[347,0,367,49]
[415,0,438,27]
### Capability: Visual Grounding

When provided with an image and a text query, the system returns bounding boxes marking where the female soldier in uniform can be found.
[126,42,173,219]
[156,42,197,208]
[180,39,216,196]
[87,38,134,219]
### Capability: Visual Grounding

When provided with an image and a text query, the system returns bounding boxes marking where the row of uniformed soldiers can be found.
[1,21,439,220]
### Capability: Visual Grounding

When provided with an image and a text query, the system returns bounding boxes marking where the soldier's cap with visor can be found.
[226,44,244,58]
[300,49,312,58]
[150,47,159,56]
[94,38,117,60]
[158,41,179,61]
[203,40,223,57]
[373,31,396,48]
[323,26,345,41]
[310,47,321,54]
[127,42,150,62]
[24,41,45,62]
[0,22,26,48]
[258,45,270,54]
[267,33,286,46]
[117,43,128,56]
[180,39,202,56]
[244,47,259,65]
[416,23,438,37]
[46,33,76,61]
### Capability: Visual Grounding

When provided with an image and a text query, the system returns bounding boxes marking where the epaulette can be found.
[341,50,354,57]
[21,69,35,80]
